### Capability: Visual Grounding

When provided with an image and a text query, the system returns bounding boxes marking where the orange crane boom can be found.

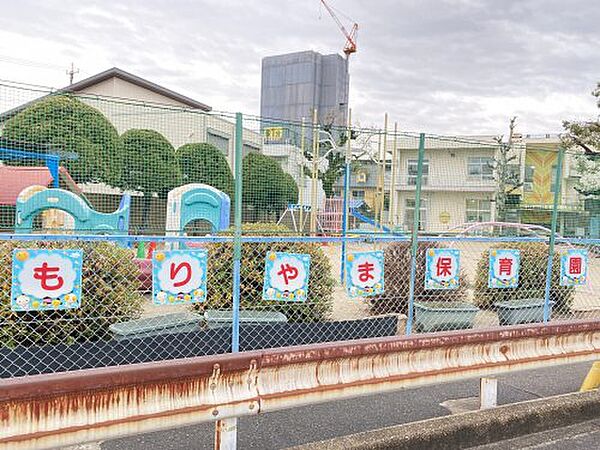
[319,0,358,56]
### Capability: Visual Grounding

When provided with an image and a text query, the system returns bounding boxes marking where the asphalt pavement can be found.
[99,361,594,450]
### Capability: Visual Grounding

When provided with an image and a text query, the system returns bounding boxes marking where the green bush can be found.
[370,241,469,315]
[0,241,144,348]
[177,143,234,199]
[1,95,123,185]
[474,242,574,313]
[282,172,299,205]
[196,223,334,322]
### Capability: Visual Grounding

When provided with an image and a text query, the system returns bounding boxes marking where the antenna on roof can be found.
[66,62,79,85]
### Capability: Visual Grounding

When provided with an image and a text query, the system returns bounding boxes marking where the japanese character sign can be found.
[153,250,208,305]
[263,252,310,301]
[345,251,384,297]
[425,248,460,290]
[11,249,83,312]
[488,249,520,288]
[560,249,588,286]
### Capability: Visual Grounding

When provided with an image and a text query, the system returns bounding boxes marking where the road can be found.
[99,361,593,450]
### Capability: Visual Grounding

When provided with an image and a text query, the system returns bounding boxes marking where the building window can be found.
[207,131,230,155]
[407,159,429,185]
[465,198,491,223]
[550,164,558,192]
[352,190,365,199]
[356,172,367,183]
[467,157,494,181]
[524,165,535,192]
[404,198,428,231]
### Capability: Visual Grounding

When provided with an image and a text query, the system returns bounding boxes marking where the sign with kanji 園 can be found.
[11,249,83,312]
[153,250,208,305]
[263,252,310,301]
[560,249,588,286]
[425,248,460,290]
[345,250,384,297]
[488,249,520,288]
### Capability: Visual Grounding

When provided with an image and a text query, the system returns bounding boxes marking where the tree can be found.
[493,117,523,222]
[1,95,122,185]
[120,129,181,231]
[176,143,234,199]
[242,152,297,220]
[562,84,600,195]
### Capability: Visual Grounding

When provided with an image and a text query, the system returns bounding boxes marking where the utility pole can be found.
[66,63,79,85]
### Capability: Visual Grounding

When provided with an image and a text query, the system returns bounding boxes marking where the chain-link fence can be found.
[0,79,598,379]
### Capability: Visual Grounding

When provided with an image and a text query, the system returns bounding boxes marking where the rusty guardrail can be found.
[2,320,600,449]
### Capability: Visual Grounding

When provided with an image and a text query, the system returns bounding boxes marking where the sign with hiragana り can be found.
[263,252,310,301]
[488,249,520,288]
[11,249,83,312]
[345,251,384,297]
[560,249,588,286]
[425,248,460,290]
[153,250,208,305]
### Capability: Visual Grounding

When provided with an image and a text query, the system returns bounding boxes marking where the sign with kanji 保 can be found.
[153,250,208,305]
[560,249,588,286]
[345,250,385,297]
[425,248,460,290]
[488,249,520,288]
[263,252,310,301]
[11,249,83,311]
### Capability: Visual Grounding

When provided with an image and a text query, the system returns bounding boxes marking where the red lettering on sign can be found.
[498,258,513,276]
[358,261,375,283]
[33,262,64,291]
[277,263,299,285]
[170,262,192,288]
[436,257,452,277]
[569,257,582,275]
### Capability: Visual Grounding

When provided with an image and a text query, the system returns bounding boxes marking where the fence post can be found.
[406,133,426,335]
[340,109,352,283]
[543,146,565,323]
[215,112,244,450]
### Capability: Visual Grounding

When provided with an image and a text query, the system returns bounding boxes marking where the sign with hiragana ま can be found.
[345,250,384,297]
[263,252,310,302]
[560,249,587,286]
[488,249,520,288]
[425,248,460,290]
[11,249,83,311]
[153,250,208,305]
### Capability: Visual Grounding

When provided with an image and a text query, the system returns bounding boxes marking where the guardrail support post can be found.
[480,377,498,409]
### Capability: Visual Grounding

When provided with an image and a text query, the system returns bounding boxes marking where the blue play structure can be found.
[166,184,231,234]
[0,145,77,188]
[15,187,130,234]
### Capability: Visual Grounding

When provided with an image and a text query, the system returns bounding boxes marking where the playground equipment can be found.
[15,185,130,234]
[166,184,230,235]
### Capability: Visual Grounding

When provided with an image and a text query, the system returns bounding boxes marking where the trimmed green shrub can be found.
[195,223,334,322]
[1,95,123,185]
[282,172,299,205]
[370,241,469,315]
[177,143,234,199]
[474,242,574,313]
[0,241,144,348]
[120,129,182,196]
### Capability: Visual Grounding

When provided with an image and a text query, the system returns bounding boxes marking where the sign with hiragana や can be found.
[345,251,384,297]
[11,249,83,312]
[153,250,208,305]
[263,252,310,301]
[488,249,520,288]
[560,249,588,286]
[425,248,460,290]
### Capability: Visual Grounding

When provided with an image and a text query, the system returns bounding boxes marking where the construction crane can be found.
[319,0,358,57]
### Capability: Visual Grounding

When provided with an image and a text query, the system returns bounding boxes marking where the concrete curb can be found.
[287,389,600,450]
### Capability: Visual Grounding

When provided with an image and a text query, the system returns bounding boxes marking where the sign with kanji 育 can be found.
[11,249,83,311]
[263,252,310,301]
[345,250,384,297]
[560,249,588,286]
[425,248,460,290]
[153,250,208,305]
[488,249,520,288]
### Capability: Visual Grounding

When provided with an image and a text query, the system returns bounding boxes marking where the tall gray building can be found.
[260,50,349,130]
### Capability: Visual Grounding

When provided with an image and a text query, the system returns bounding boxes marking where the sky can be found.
[0,0,599,136]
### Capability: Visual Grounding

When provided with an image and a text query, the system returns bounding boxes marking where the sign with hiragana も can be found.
[560,249,588,286]
[488,249,520,288]
[425,248,460,290]
[345,251,384,297]
[152,250,208,305]
[11,249,83,312]
[263,252,310,302]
